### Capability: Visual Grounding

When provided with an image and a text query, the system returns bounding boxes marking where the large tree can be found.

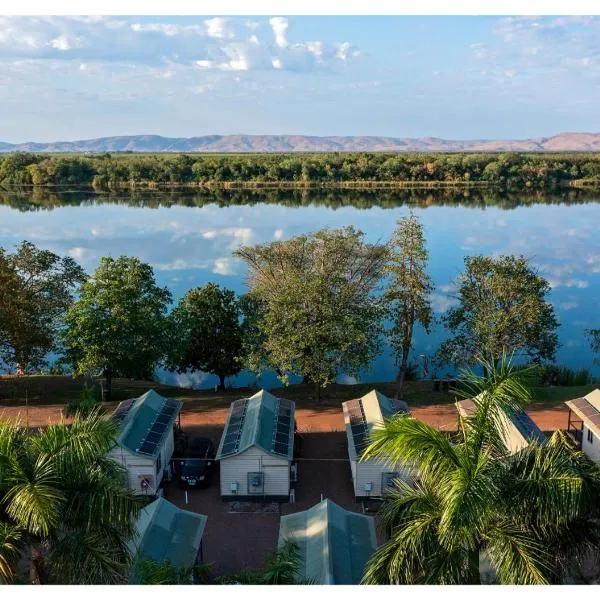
[0,241,85,374]
[0,410,141,584]
[168,283,243,390]
[62,256,171,398]
[362,358,600,584]
[385,215,433,399]
[439,255,559,368]
[235,227,387,400]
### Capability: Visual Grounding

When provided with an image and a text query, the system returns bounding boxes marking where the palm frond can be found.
[0,521,23,584]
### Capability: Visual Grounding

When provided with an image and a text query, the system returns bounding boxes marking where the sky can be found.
[0,15,599,141]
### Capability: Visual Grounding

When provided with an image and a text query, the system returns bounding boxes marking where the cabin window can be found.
[588,428,594,444]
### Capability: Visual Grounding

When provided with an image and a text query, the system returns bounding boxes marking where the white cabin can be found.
[216,389,295,501]
[456,396,546,455]
[342,389,412,499]
[108,389,182,495]
[566,389,600,462]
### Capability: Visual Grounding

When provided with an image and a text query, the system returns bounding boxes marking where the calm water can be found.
[1,188,600,389]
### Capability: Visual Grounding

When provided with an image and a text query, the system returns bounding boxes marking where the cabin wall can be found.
[582,424,600,462]
[220,446,290,500]
[355,459,412,498]
[350,459,357,495]
[109,446,158,495]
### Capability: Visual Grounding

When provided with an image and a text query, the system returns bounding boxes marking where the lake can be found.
[1,187,600,389]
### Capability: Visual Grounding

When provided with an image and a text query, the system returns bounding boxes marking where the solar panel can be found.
[273,442,289,455]
[155,413,171,425]
[220,442,237,456]
[589,413,600,427]
[348,399,371,456]
[113,398,135,421]
[138,440,159,455]
[145,432,163,444]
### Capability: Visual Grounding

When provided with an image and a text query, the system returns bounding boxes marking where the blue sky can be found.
[0,15,599,141]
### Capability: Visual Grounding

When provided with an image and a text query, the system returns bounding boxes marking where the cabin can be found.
[342,389,412,499]
[278,498,377,584]
[109,389,182,495]
[128,497,207,583]
[566,389,600,462]
[456,396,546,454]
[216,389,295,501]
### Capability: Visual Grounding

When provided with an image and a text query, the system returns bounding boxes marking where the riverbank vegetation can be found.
[1,151,600,189]
[2,218,591,402]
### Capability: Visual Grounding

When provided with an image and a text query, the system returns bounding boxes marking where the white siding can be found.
[220,446,290,498]
[354,458,412,498]
[582,424,600,462]
[350,460,357,495]
[108,444,166,495]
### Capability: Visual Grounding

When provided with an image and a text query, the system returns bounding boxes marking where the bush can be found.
[65,387,101,416]
[538,364,593,387]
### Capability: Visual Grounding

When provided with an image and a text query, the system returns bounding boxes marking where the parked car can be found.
[179,437,216,489]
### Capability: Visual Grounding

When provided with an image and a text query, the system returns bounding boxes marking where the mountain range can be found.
[1,132,600,153]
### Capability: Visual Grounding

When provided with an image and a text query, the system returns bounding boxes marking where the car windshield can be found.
[181,460,207,476]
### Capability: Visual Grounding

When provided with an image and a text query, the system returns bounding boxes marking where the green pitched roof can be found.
[129,497,207,582]
[215,389,295,460]
[343,389,410,460]
[278,499,377,585]
[114,389,182,459]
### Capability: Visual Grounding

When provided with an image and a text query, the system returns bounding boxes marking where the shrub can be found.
[538,364,593,387]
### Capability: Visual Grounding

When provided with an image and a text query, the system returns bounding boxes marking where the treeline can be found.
[2,183,600,214]
[4,224,597,402]
[1,151,600,188]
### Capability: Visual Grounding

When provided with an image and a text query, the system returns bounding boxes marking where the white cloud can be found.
[204,17,234,40]
[0,16,358,75]
[212,257,236,275]
[430,293,458,314]
[269,17,289,49]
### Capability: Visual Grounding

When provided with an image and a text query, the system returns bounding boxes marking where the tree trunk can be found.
[394,346,410,400]
[314,382,321,403]
[218,373,226,390]
[29,544,44,584]
[105,366,113,401]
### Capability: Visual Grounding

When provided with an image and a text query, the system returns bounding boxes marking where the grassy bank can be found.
[0,374,593,412]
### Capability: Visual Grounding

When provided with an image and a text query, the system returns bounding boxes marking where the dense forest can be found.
[1,151,600,188]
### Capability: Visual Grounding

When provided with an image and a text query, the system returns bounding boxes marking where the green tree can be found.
[0,241,86,374]
[586,328,600,363]
[221,539,303,584]
[385,215,433,398]
[0,410,142,584]
[168,283,243,390]
[62,256,172,398]
[439,255,559,368]
[135,558,215,584]
[362,357,600,584]
[235,227,387,400]
[238,292,272,378]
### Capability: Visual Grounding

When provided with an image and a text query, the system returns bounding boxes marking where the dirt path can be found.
[0,399,570,433]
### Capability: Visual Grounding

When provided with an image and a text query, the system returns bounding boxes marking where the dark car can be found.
[179,437,216,489]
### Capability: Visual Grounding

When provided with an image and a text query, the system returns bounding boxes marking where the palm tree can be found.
[362,356,600,584]
[220,539,304,584]
[0,409,142,584]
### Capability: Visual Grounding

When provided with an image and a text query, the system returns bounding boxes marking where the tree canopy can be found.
[62,256,171,397]
[235,227,387,398]
[439,254,559,367]
[385,214,433,398]
[0,410,141,584]
[362,357,600,584]
[167,283,243,389]
[0,241,85,373]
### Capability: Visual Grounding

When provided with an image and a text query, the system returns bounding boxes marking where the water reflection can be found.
[1,187,599,388]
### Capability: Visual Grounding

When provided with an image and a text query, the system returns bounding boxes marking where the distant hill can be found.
[1,132,600,153]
